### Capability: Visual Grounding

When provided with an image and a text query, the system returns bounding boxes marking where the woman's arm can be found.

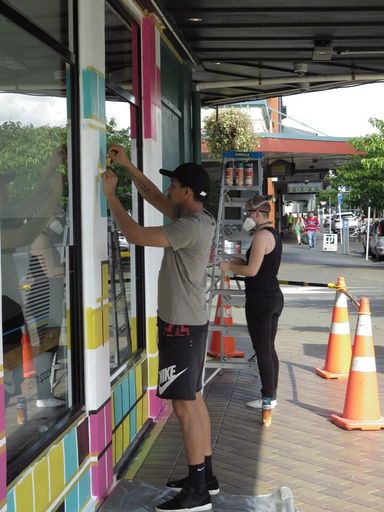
[220,231,271,277]
[31,233,64,278]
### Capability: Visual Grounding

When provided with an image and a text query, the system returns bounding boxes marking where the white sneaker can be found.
[36,398,65,408]
[246,399,277,409]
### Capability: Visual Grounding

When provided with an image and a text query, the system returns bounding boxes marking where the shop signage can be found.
[267,159,295,177]
[323,234,338,252]
[287,182,323,193]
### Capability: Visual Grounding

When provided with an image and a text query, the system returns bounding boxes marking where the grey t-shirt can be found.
[158,210,216,325]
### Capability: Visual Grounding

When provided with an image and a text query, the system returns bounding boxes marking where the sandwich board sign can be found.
[323,233,338,252]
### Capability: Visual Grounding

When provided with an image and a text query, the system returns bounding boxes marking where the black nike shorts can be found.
[157,317,208,400]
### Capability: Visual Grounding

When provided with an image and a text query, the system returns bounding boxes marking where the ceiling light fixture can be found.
[338,49,384,56]
[294,63,308,76]
[299,82,310,92]
[312,41,333,61]
[187,17,202,22]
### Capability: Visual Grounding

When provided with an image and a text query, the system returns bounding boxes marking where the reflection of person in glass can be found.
[1,146,66,410]
[0,146,66,250]
[25,212,65,408]
[220,195,284,427]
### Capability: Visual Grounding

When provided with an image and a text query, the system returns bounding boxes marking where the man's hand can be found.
[108,144,130,168]
[102,169,118,198]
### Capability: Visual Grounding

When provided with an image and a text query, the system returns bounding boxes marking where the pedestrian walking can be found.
[219,195,284,427]
[294,214,305,245]
[287,212,294,234]
[103,145,217,512]
[305,211,320,249]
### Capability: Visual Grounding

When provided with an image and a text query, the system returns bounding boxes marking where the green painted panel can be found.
[161,43,193,174]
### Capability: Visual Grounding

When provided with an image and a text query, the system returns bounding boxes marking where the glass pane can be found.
[105,3,138,102]
[5,0,71,48]
[106,98,139,373]
[0,15,73,465]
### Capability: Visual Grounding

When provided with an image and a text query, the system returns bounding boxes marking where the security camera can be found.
[294,63,308,76]
[299,82,310,93]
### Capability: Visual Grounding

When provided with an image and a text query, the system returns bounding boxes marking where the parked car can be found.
[362,219,384,260]
[118,233,130,251]
[322,213,332,227]
[331,212,360,232]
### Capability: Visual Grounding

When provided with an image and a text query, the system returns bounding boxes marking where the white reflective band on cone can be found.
[351,356,376,373]
[335,294,348,307]
[356,315,372,337]
[331,322,350,335]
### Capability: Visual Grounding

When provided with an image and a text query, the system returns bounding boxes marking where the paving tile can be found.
[129,258,384,512]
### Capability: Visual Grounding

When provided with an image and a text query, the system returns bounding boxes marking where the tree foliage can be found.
[0,118,132,210]
[106,117,131,211]
[328,118,384,212]
[203,108,258,159]
[0,122,67,203]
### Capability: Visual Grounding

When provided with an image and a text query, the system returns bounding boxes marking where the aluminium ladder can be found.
[204,151,264,386]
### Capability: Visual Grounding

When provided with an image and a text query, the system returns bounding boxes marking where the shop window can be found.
[105,2,143,375]
[4,0,71,48]
[0,13,76,471]
[106,96,137,371]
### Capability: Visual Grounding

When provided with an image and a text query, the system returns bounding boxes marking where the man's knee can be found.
[172,398,197,422]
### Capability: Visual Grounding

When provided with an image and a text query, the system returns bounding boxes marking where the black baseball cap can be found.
[159,162,210,200]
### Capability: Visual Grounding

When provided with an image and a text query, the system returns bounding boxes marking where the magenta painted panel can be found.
[131,23,139,104]
[148,389,164,419]
[105,400,112,445]
[0,384,4,432]
[91,453,107,499]
[106,446,113,489]
[89,410,105,454]
[142,16,158,140]
[0,450,6,503]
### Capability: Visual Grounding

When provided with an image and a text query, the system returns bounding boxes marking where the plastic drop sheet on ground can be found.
[99,480,298,512]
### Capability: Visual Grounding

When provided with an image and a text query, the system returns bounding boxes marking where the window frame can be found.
[105,0,146,382]
[0,0,85,483]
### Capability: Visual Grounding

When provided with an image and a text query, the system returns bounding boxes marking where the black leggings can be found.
[245,290,284,400]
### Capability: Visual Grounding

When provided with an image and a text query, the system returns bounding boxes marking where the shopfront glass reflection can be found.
[0,12,72,463]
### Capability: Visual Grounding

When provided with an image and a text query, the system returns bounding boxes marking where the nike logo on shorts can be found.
[158,366,189,395]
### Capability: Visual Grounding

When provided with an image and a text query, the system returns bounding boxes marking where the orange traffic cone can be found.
[330,297,384,431]
[208,277,245,359]
[316,276,352,379]
[21,325,36,378]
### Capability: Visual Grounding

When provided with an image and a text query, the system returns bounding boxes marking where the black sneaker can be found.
[165,475,220,496]
[155,483,212,511]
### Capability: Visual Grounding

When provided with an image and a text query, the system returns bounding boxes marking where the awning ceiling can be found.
[143,0,384,106]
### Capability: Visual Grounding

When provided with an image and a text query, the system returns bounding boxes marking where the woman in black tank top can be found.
[220,195,284,426]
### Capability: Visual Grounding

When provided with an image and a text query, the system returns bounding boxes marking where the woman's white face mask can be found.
[242,216,256,232]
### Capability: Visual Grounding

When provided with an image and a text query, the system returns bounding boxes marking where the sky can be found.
[1,82,384,137]
[282,82,384,138]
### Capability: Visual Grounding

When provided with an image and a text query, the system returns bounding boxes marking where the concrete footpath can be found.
[113,240,384,512]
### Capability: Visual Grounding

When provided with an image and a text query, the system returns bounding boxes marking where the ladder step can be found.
[221,219,244,225]
[223,234,251,241]
[205,360,256,369]
[208,323,249,334]
[212,288,245,296]
[223,202,245,208]
[224,186,262,192]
